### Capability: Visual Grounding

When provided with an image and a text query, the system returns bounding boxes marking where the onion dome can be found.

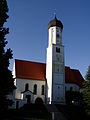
[48,15,63,30]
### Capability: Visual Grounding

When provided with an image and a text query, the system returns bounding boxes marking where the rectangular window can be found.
[56,47,60,53]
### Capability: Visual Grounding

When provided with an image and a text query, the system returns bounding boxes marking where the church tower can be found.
[46,15,65,104]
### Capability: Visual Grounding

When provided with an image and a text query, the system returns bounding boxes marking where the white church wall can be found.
[15,89,22,99]
[53,74,64,84]
[49,27,56,46]
[65,83,80,91]
[53,84,64,102]
[47,23,66,104]
[12,61,16,79]
[15,78,45,102]
[52,44,65,103]
[46,45,53,103]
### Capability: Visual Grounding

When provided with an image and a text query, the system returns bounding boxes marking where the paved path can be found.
[45,104,67,120]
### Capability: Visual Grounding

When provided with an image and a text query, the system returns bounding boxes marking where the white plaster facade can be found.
[12,62,46,108]
[13,78,45,107]
[65,83,80,91]
[15,78,45,101]
[46,25,65,104]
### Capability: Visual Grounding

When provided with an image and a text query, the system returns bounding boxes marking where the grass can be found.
[1,104,90,120]
[0,110,51,120]
[55,104,90,120]
[24,118,49,120]
[0,104,51,120]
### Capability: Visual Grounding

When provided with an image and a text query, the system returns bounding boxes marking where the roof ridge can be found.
[15,59,46,65]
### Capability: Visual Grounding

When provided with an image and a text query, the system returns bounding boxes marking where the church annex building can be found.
[11,16,84,108]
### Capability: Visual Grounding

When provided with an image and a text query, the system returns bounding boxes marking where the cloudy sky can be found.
[6,0,90,78]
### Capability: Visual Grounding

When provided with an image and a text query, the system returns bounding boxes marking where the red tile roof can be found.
[15,59,46,81]
[15,59,84,87]
[65,67,84,87]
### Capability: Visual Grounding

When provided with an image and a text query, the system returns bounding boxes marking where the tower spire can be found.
[54,9,56,19]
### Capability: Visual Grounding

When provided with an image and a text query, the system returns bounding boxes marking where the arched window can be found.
[41,85,44,95]
[35,97,43,104]
[33,84,37,95]
[25,83,29,91]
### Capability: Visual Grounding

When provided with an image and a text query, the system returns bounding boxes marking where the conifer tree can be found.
[83,66,90,115]
[0,0,15,110]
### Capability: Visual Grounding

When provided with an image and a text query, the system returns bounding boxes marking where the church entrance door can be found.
[26,95,31,104]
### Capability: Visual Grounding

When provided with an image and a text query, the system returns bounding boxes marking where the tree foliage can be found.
[65,91,82,105]
[83,66,90,116]
[0,0,15,110]
[85,66,90,81]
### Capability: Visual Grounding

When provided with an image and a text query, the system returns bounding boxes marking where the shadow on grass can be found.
[0,104,51,120]
[55,104,90,120]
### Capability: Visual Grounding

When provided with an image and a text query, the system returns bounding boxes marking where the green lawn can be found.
[56,104,90,120]
[23,118,49,120]
[0,104,51,120]
[0,104,90,120]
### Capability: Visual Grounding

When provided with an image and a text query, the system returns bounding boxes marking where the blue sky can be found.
[6,0,90,78]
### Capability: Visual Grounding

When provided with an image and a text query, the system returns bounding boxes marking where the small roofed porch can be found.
[15,90,34,109]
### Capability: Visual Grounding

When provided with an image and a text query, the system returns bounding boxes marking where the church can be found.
[11,15,84,108]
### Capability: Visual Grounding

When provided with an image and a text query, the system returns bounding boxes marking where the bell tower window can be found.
[56,33,60,38]
[56,47,60,53]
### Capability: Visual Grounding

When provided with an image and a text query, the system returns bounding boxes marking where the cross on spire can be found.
[54,9,56,18]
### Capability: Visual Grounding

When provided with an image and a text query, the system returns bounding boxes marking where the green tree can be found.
[0,0,15,110]
[83,66,90,115]
[65,91,82,105]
